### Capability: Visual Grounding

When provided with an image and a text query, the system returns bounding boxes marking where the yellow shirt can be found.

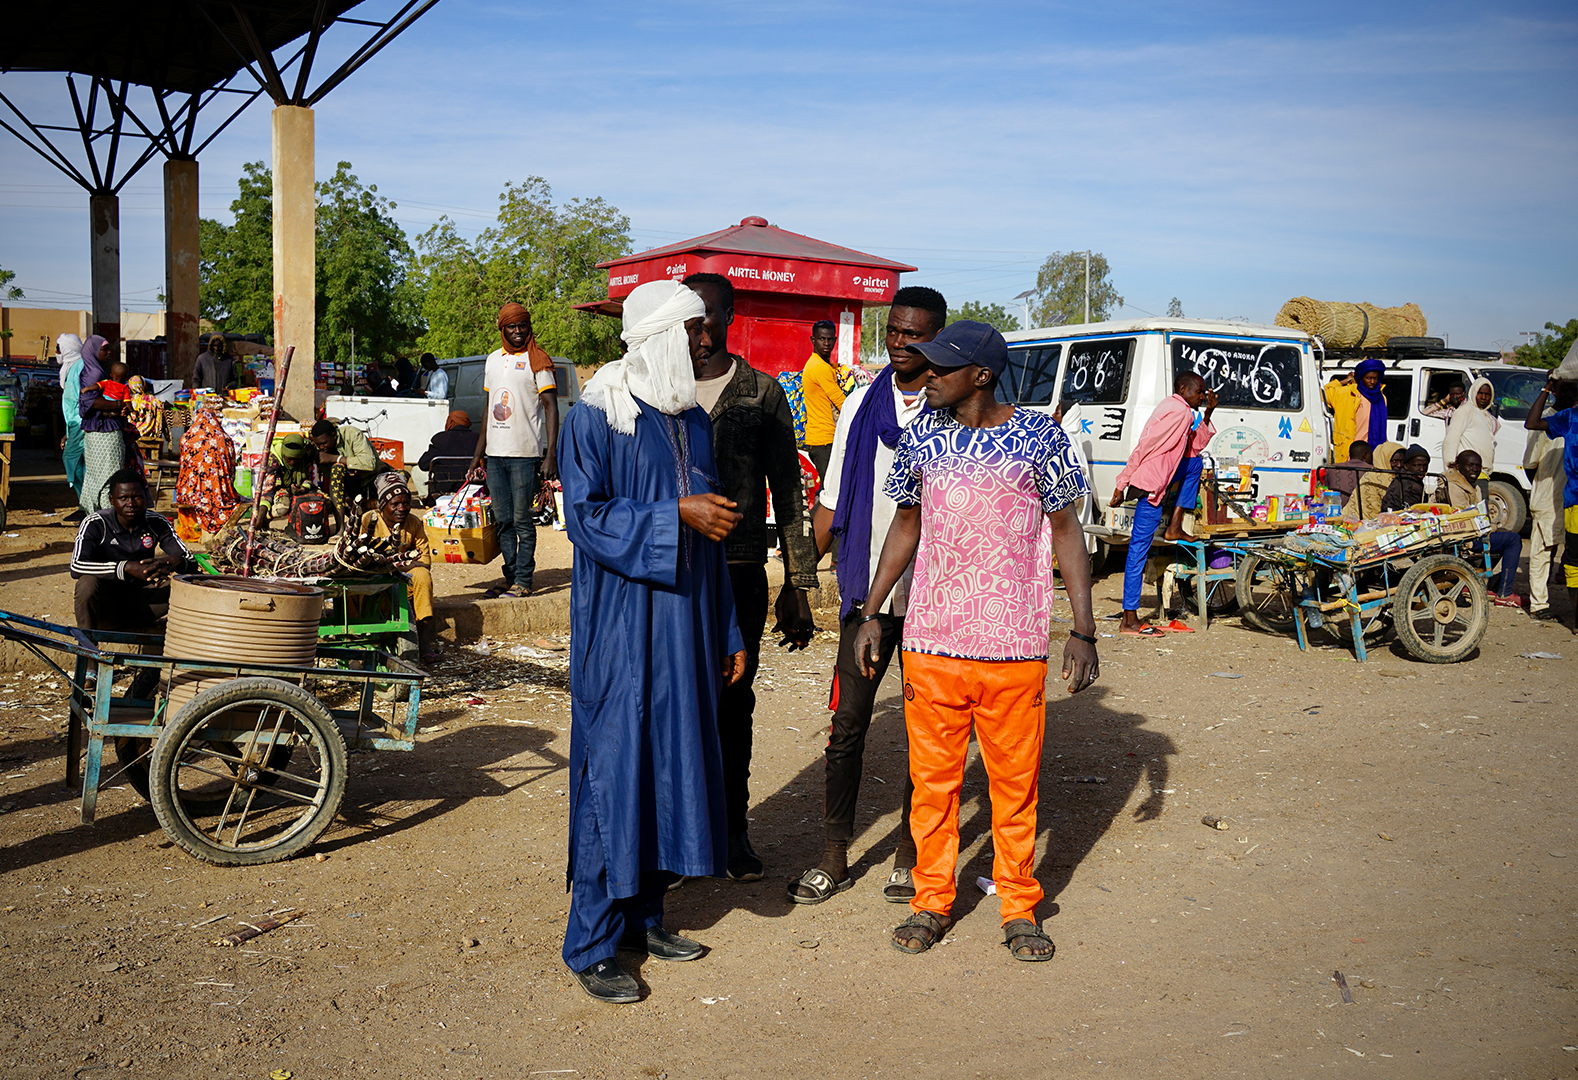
[801,353,846,446]
[359,510,431,570]
[1324,379,1360,464]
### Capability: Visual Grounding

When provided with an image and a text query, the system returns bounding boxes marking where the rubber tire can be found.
[148,677,347,865]
[1235,553,1297,635]
[1485,480,1526,535]
[1392,554,1488,664]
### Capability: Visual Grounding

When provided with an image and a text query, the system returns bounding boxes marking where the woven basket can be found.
[1275,297,1428,349]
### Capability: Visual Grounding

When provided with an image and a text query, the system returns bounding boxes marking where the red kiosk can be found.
[592,217,916,377]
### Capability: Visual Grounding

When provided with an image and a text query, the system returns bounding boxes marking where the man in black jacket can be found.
[684,272,820,880]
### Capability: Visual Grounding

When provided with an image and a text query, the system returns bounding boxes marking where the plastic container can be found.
[0,399,14,434]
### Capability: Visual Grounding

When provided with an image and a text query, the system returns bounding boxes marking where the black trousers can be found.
[825,611,914,863]
[718,563,769,836]
[74,575,168,632]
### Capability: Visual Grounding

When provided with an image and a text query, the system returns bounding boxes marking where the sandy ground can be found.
[0,461,1575,1079]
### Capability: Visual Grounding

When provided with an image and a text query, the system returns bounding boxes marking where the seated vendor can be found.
[360,472,440,664]
[71,467,195,632]
[258,432,322,519]
[1344,440,1404,520]
[417,410,480,496]
[1325,440,1373,499]
[311,419,380,521]
[1437,449,1524,609]
[1379,443,1431,512]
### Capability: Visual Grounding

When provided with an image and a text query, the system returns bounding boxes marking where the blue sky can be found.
[2,0,1574,350]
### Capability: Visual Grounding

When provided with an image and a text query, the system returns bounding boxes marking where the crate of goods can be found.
[369,437,404,471]
[425,489,498,564]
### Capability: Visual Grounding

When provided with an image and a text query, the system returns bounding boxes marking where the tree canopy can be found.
[414,177,631,365]
[199,160,422,366]
[947,301,1020,333]
[1030,250,1122,328]
[1166,297,1184,318]
[1512,319,1578,370]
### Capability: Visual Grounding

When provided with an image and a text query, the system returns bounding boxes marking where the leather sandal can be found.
[891,911,951,954]
[883,866,916,903]
[1002,918,1056,962]
[786,867,853,905]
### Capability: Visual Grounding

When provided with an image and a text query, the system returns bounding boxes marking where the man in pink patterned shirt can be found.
[852,320,1099,964]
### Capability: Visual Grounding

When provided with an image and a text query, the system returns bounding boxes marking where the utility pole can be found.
[1012,288,1034,332]
[1083,250,1090,324]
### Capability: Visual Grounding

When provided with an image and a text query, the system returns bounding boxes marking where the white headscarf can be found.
[56,333,83,389]
[580,280,705,436]
[1442,375,1498,470]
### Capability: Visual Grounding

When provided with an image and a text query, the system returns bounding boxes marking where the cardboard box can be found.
[369,437,404,471]
[429,522,499,565]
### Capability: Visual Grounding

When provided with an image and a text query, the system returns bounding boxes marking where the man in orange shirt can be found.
[801,320,845,482]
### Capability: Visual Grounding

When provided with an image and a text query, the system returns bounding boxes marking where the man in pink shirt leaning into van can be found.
[1110,372,1216,635]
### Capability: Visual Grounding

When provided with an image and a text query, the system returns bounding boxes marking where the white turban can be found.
[56,333,83,389]
[581,280,706,436]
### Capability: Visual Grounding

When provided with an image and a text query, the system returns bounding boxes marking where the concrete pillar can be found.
[89,192,120,350]
[271,105,315,422]
[164,158,201,386]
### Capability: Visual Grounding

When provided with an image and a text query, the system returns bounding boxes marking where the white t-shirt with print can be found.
[483,348,557,458]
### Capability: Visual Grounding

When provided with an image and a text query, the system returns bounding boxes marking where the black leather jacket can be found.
[706,358,820,591]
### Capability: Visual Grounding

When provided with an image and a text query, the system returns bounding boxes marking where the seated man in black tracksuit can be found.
[71,467,196,632]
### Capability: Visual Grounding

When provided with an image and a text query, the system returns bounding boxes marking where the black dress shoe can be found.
[618,926,704,962]
[727,831,765,881]
[569,958,640,1004]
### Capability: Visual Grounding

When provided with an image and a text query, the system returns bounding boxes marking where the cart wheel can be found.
[1235,554,1296,634]
[375,631,420,703]
[1182,576,1238,616]
[148,677,347,865]
[1394,554,1488,663]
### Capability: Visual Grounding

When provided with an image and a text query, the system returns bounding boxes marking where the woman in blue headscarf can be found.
[77,335,129,513]
[1353,357,1389,448]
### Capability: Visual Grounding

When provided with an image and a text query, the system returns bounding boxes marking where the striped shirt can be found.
[71,509,190,579]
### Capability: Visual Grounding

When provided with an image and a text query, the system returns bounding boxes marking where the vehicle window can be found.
[1480,368,1547,422]
[1381,374,1411,419]
[1002,344,1062,405]
[1061,339,1133,405]
[1171,339,1302,411]
[1421,369,1469,410]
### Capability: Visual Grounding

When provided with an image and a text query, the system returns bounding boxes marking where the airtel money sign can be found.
[604,252,900,303]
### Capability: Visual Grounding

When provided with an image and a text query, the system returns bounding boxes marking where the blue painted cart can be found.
[0,609,424,865]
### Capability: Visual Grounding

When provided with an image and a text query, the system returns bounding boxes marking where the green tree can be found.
[1166,297,1184,318]
[414,177,631,365]
[1512,319,1578,370]
[1030,250,1122,328]
[0,264,22,300]
[947,300,1019,333]
[199,160,423,365]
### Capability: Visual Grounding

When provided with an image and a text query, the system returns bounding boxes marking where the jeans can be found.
[1485,530,1522,596]
[718,564,769,836]
[825,612,915,864]
[1122,454,1203,612]
[487,455,540,589]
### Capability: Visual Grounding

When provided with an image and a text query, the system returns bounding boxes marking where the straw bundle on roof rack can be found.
[1274,297,1428,349]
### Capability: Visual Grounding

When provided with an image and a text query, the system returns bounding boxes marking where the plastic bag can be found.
[1555,338,1578,382]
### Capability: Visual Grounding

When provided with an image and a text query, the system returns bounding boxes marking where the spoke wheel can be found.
[1235,554,1296,634]
[1393,554,1488,664]
[149,677,346,865]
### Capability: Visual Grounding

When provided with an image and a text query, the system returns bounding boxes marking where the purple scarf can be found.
[78,335,120,434]
[1355,357,1388,446]
[831,366,923,619]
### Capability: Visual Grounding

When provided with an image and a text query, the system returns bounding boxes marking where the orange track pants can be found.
[902,651,1048,925]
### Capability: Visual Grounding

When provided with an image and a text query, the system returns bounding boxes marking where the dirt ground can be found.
[0,464,1575,1079]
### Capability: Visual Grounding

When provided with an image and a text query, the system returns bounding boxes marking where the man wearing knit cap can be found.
[468,303,560,598]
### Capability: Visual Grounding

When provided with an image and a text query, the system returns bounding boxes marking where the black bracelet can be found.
[855,612,883,625]
[1069,630,1098,645]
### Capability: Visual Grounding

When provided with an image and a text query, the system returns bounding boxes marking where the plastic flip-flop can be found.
[1119,624,1166,636]
[1164,619,1196,633]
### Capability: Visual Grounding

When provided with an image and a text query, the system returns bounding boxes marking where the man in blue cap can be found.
[853,320,1099,963]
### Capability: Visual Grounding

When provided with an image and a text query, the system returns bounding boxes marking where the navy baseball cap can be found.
[905,319,1008,376]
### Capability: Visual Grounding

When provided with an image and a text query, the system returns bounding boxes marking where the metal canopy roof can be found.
[600,216,916,273]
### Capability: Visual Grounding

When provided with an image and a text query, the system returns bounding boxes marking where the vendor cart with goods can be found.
[0,574,425,866]
[1233,499,1495,663]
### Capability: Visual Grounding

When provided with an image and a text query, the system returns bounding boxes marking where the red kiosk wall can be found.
[732,293,862,377]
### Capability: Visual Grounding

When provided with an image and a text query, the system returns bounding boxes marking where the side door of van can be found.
[1408,363,1472,466]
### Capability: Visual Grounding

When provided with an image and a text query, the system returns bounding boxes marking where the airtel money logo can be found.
[852,274,890,291]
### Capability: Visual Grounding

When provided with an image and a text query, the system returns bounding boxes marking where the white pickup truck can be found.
[1320,343,1547,532]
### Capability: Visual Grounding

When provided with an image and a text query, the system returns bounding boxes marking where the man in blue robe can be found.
[559,280,748,1004]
